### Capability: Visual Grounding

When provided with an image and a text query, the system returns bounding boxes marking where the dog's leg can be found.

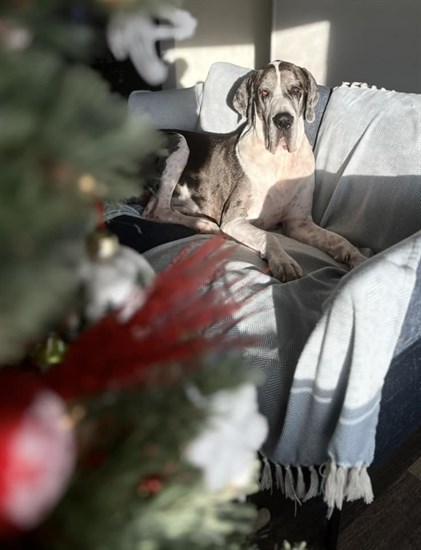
[143,133,220,234]
[283,218,366,268]
[143,133,188,219]
[221,218,303,282]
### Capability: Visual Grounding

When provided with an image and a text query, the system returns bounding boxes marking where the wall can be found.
[165,0,421,94]
[271,0,421,93]
[163,0,272,88]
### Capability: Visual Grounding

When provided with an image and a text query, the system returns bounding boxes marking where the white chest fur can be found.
[236,131,315,228]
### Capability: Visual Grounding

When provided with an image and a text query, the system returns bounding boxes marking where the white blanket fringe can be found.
[260,456,273,492]
[345,463,374,504]
[284,466,300,503]
[296,466,306,499]
[303,465,319,501]
[275,462,285,492]
[259,458,374,514]
[324,460,374,511]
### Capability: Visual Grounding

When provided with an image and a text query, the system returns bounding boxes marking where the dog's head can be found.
[233,60,319,154]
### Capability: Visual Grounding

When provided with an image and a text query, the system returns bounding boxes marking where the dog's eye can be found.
[260,89,269,99]
[290,86,302,97]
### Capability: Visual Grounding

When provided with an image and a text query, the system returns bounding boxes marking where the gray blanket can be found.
[142,83,421,511]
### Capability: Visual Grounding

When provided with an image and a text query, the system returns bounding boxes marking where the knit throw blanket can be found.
[257,84,421,511]
[144,227,420,511]
[109,83,421,512]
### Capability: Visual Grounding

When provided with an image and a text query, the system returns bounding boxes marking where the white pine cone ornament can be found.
[80,228,155,323]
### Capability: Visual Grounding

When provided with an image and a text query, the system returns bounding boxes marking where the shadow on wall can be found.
[163,0,273,88]
[271,0,421,93]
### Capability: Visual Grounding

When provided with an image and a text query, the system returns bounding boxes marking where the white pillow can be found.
[199,62,250,133]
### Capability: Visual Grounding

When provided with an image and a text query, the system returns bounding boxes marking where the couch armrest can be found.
[128,83,203,131]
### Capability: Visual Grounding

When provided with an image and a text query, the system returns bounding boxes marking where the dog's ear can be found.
[232,71,256,118]
[301,67,319,123]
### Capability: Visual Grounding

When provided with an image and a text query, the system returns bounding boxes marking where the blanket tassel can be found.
[303,465,319,501]
[324,460,374,516]
[324,462,348,514]
[284,465,300,503]
[345,464,374,504]
[359,466,374,504]
[324,460,338,517]
[296,466,306,499]
[335,466,347,508]
[275,462,285,493]
[258,460,373,513]
[260,456,273,492]
[344,467,360,501]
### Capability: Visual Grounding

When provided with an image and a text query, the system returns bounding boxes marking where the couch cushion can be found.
[198,62,250,133]
[128,83,203,131]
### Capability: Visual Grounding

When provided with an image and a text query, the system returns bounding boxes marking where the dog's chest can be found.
[237,139,315,226]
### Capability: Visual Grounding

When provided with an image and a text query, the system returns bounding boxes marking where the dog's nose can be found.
[273,112,294,130]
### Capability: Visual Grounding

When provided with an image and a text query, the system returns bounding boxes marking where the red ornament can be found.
[45,236,252,400]
[0,371,76,538]
[138,475,163,497]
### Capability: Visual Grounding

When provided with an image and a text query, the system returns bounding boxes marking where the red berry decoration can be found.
[138,475,164,497]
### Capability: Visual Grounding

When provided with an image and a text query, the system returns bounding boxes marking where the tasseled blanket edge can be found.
[259,457,374,516]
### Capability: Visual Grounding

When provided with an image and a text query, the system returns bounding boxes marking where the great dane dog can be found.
[142,60,366,281]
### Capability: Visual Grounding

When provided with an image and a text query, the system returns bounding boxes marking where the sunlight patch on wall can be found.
[271,21,331,85]
[164,44,255,88]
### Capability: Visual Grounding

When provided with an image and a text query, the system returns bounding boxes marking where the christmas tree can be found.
[0,2,268,548]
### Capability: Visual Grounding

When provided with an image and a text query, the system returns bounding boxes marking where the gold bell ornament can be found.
[31,333,68,371]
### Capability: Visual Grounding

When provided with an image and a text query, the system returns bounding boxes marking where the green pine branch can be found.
[40,357,258,549]
[0,1,164,363]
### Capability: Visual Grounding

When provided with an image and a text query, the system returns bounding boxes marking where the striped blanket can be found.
[110,83,421,511]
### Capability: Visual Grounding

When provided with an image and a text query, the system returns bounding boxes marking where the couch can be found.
[106,62,421,520]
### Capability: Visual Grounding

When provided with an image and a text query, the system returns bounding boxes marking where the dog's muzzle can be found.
[267,111,297,154]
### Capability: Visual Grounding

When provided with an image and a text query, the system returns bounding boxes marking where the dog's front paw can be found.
[334,248,366,269]
[268,254,303,282]
[348,251,367,268]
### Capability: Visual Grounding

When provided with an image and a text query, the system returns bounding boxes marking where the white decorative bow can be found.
[107,7,197,85]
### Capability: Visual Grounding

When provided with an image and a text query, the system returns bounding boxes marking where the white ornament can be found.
[185,384,268,493]
[0,20,32,51]
[106,7,197,85]
[80,243,155,322]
